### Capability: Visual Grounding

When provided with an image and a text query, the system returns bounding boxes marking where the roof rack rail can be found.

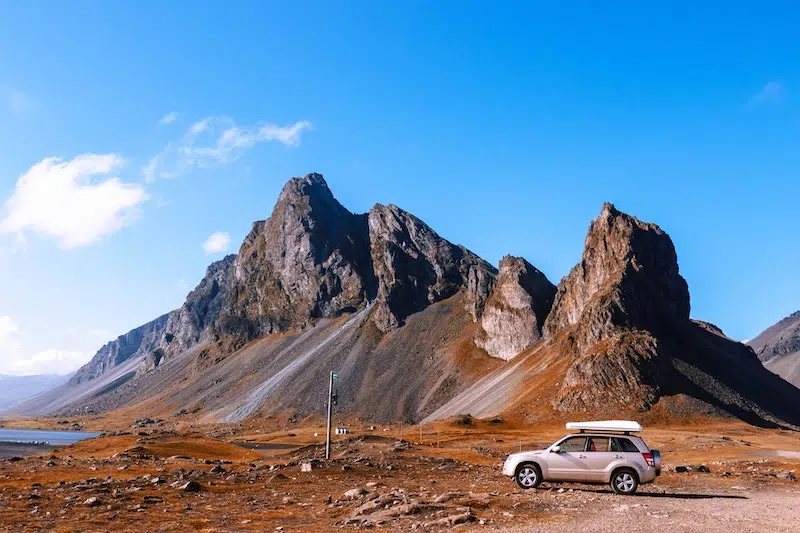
[566,420,643,433]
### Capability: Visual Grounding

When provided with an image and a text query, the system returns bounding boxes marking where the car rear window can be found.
[611,437,640,452]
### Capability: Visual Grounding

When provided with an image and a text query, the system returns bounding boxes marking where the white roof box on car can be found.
[566,420,643,434]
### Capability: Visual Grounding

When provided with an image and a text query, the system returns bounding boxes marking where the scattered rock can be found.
[178,481,201,493]
[344,488,367,499]
[83,497,102,507]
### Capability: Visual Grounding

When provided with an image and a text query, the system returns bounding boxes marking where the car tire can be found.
[514,463,542,489]
[611,468,639,495]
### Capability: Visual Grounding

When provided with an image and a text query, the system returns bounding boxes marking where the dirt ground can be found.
[1,417,798,532]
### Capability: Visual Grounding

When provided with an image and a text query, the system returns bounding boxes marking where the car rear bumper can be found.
[639,467,657,483]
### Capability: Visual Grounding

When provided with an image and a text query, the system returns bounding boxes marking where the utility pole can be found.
[325,371,338,460]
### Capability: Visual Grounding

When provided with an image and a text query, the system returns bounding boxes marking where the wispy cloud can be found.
[1,86,36,117]
[159,111,179,125]
[143,116,311,182]
[0,154,146,249]
[202,231,231,254]
[0,316,87,375]
[749,81,783,106]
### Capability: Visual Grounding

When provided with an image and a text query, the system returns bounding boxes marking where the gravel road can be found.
[492,486,800,533]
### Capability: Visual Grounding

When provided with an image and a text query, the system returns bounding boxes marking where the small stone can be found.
[83,497,102,507]
[300,463,312,473]
[344,488,366,499]
[179,481,201,492]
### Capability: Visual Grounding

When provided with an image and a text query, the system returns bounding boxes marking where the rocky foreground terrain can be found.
[1,417,798,532]
[14,173,800,430]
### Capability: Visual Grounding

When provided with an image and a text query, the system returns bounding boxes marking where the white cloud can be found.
[158,111,179,125]
[5,349,87,376]
[0,154,146,249]
[0,316,22,355]
[89,328,114,339]
[1,86,36,117]
[143,116,311,182]
[749,81,782,106]
[202,231,231,254]
[0,316,87,375]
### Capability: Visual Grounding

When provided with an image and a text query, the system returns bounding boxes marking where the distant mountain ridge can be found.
[748,312,800,388]
[15,174,800,428]
[0,373,71,412]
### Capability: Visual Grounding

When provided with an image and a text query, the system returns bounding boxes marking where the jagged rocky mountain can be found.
[749,312,800,387]
[16,174,800,428]
[425,204,800,428]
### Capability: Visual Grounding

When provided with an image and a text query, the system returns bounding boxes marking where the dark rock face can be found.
[159,255,237,357]
[543,203,690,349]
[367,204,496,332]
[69,313,170,386]
[474,256,556,360]
[217,174,375,341]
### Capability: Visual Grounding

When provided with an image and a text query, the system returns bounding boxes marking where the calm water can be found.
[0,428,99,445]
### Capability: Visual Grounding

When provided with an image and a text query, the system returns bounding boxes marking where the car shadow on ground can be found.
[566,487,748,500]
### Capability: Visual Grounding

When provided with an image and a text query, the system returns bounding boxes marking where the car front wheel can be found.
[611,469,639,495]
[514,463,542,489]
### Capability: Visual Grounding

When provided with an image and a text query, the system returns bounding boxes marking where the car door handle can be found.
[578,455,587,459]
[614,455,623,459]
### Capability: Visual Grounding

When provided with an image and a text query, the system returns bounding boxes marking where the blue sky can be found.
[0,1,798,374]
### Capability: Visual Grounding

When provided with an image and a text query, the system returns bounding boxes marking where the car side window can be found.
[559,437,586,452]
[612,438,640,452]
[586,437,609,452]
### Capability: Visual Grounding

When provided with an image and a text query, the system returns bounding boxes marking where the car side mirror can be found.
[550,445,561,453]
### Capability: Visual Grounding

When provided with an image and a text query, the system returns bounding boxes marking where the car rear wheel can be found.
[611,469,638,495]
[514,463,542,489]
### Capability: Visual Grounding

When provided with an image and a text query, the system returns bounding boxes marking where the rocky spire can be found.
[474,255,556,360]
[538,203,690,411]
[543,202,690,348]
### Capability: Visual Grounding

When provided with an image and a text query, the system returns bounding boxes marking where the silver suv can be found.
[502,430,662,494]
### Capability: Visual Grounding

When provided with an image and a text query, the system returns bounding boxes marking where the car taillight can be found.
[642,452,655,467]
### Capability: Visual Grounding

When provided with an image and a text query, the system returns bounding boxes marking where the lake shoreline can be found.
[0,441,60,459]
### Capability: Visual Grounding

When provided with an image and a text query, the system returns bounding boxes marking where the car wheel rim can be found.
[518,467,537,486]
[615,473,634,492]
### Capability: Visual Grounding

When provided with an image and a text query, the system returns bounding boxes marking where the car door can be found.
[583,436,615,481]
[546,436,587,481]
